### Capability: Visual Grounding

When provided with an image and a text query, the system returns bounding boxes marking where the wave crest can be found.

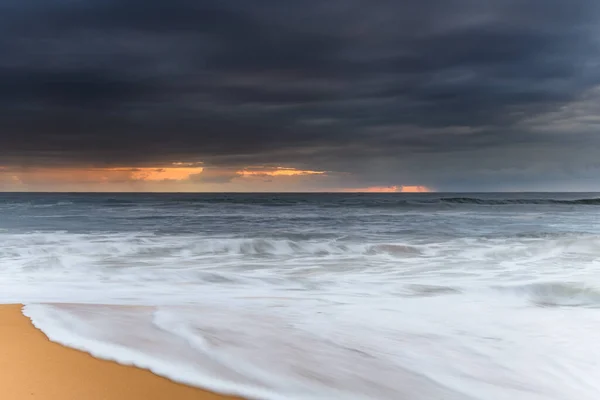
[192,239,422,257]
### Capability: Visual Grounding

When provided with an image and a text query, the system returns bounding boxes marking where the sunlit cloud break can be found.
[0,164,331,191]
[237,167,326,177]
[112,167,205,182]
[342,186,432,193]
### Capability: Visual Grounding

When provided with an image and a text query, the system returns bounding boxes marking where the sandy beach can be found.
[0,304,241,400]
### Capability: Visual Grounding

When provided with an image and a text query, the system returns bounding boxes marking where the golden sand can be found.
[0,304,241,400]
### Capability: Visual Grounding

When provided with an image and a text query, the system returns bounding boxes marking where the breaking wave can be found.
[0,233,423,261]
[206,240,423,257]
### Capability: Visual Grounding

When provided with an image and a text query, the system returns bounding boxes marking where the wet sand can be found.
[0,304,241,400]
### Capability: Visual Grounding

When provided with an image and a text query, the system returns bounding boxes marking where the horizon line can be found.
[1,191,599,195]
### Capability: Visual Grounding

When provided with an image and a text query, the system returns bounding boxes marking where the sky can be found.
[1,0,600,192]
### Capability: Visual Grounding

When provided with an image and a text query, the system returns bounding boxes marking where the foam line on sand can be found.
[0,304,241,400]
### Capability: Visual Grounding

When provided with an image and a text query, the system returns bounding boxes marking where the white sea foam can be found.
[3,211,600,399]
[22,287,600,400]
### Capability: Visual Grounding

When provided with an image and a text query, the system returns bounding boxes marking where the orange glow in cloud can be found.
[238,167,325,177]
[0,163,329,191]
[109,167,204,181]
[399,185,431,193]
[342,185,432,193]
[1,163,432,193]
[357,185,400,193]
[0,164,204,190]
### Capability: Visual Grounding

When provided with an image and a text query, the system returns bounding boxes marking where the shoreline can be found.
[0,304,241,400]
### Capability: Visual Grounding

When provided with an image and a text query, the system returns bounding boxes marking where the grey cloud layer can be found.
[1,0,600,189]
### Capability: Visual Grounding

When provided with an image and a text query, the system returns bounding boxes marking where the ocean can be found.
[2,192,600,399]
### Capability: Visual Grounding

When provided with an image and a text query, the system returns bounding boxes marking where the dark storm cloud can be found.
[1,0,600,189]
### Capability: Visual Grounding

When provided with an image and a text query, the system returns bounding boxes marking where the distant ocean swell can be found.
[2,195,600,209]
[438,197,600,205]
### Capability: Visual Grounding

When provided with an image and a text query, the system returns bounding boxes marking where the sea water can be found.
[2,193,600,399]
